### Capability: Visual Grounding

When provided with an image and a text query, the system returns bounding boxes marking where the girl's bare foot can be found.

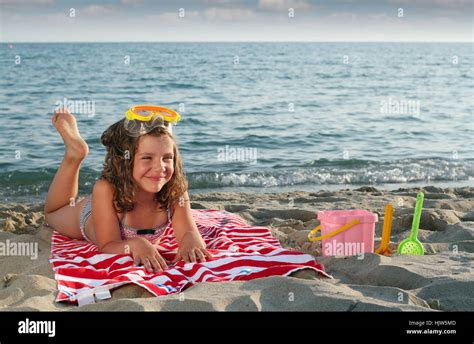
[52,108,89,162]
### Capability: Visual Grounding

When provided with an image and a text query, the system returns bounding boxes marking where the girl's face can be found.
[133,134,175,195]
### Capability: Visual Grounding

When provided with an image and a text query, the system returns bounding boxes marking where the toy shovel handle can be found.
[380,203,394,248]
[410,192,424,240]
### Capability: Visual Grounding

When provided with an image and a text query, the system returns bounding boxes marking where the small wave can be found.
[187,158,474,189]
[1,158,472,201]
[182,117,206,126]
[162,82,207,90]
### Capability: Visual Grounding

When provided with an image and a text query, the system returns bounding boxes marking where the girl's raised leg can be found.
[44,109,89,239]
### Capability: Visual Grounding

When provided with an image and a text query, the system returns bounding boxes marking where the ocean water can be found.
[0,43,473,203]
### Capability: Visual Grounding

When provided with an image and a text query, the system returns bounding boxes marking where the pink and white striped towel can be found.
[50,209,330,305]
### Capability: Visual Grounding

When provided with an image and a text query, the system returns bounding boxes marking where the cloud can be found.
[258,0,311,11]
[146,6,256,22]
[45,12,73,25]
[121,0,144,4]
[203,7,256,20]
[389,0,472,9]
[325,12,357,21]
[0,0,54,4]
[203,0,237,4]
[146,10,200,23]
[82,5,116,16]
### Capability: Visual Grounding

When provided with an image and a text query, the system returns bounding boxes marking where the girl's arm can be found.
[172,191,198,243]
[92,179,128,253]
[92,179,167,272]
[172,191,212,263]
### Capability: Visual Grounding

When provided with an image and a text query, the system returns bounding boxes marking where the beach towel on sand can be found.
[50,209,329,305]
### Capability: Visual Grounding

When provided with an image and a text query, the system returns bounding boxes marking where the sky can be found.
[0,0,472,42]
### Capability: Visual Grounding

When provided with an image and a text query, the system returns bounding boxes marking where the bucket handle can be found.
[308,219,361,242]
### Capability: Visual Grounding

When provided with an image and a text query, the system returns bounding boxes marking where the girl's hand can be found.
[173,231,212,264]
[130,237,168,273]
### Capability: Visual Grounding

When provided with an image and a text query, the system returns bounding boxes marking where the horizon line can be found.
[2,40,473,44]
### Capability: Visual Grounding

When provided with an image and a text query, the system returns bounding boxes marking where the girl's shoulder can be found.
[92,178,123,214]
[92,179,115,201]
[93,178,115,192]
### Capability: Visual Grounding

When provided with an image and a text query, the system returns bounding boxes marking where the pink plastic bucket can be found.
[310,210,378,257]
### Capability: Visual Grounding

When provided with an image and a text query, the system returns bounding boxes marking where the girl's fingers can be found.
[149,256,162,272]
[172,251,182,264]
[195,249,206,262]
[133,257,140,266]
[143,258,152,272]
[156,253,168,271]
[183,252,191,263]
[203,249,213,258]
[188,249,197,263]
[172,249,211,264]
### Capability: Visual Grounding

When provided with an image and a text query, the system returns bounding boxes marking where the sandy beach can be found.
[0,185,473,311]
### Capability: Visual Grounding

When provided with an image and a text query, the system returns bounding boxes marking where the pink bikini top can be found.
[119,207,172,242]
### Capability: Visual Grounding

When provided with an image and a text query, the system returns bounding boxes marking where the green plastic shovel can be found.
[397,192,425,255]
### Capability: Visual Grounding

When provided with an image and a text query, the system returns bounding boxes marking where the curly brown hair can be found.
[99,118,188,213]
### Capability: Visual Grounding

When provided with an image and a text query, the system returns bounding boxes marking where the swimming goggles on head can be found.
[124,105,181,137]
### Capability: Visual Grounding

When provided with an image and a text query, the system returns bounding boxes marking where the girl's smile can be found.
[133,135,175,194]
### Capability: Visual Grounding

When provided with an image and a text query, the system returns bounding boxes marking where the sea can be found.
[0,42,472,203]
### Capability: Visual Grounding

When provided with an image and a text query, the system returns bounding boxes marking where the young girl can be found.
[44,107,212,274]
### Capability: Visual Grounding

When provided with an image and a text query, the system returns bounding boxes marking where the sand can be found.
[0,186,473,311]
